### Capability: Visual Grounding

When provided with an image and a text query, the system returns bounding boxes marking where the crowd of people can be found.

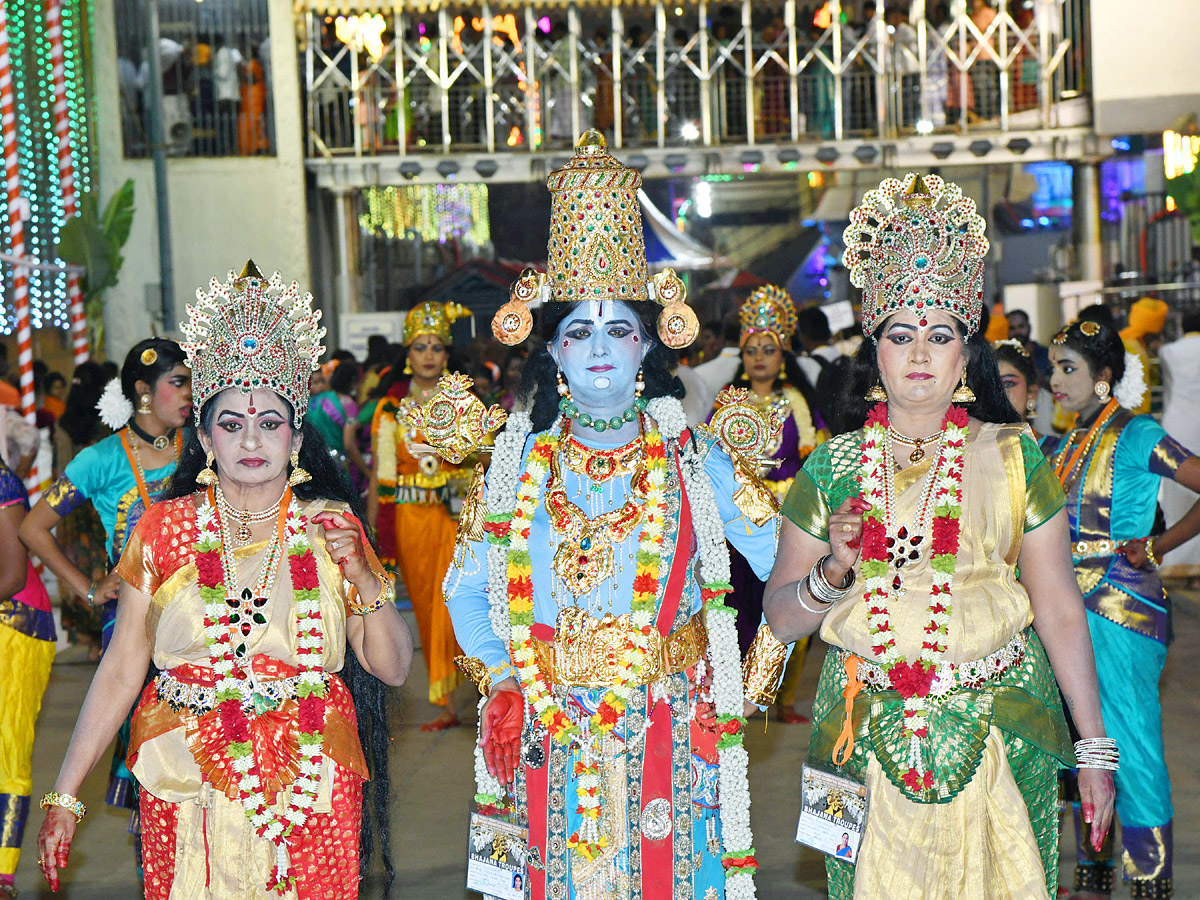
[0,135,1188,900]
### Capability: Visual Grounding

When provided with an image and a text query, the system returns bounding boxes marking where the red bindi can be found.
[919,319,928,328]
[633,335,639,343]
[248,406,256,414]
[562,340,569,347]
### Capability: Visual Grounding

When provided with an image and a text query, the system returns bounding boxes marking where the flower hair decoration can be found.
[180,260,326,429]
[96,378,134,431]
[843,173,989,337]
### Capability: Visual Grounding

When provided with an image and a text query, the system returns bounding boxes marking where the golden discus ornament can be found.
[405,373,508,464]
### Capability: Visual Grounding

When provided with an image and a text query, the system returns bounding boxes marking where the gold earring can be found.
[1026,396,1038,416]
[635,367,645,399]
[1095,381,1111,401]
[138,394,152,415]
[288,450,311,486]
[197,451,218,486]
[403,359,413,375]
[865,382,887,403]
[952,371,976,404]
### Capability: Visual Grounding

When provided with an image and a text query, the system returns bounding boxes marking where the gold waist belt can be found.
[533,607,708,689]
[1072,538,1121,561]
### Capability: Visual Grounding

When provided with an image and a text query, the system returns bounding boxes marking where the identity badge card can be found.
[794,762,868,865]
[467,805,528,900]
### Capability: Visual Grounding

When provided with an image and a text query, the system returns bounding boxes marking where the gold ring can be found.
[842,524,852,533]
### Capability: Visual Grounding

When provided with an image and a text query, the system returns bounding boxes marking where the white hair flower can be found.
[96,378,133,431]
[1114,351,1146,410]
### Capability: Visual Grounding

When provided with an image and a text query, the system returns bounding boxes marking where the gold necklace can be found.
[887,425,944,464]
[544,441,649,596]
[216,485,285,546]
[560,421,643,484]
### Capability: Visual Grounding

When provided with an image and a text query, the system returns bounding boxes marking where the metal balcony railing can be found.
[301,0,1087,158]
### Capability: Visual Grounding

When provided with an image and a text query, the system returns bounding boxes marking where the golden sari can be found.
[784,423,1074,900]
[117,496,375,899]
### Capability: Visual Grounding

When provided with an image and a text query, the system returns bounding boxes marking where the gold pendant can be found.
[552,528,614,596]
[235,521,252,545]
[909,445,925,464]
[153,435,169,451]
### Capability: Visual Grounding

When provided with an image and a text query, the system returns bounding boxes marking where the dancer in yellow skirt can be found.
[370,301,473,729]
[0,456,56,898]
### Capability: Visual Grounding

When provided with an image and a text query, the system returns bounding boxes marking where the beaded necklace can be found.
[1053,399,1119,491]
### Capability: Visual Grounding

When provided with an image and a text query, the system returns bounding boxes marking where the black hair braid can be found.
[1054,321,1126,385]
[61,360,110,446]
[519,300,685,433]
[835,324,1021,434]
[343,649,395,893]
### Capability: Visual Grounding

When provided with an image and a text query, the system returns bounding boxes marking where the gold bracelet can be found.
[348,576,395,616]
[1146,537,1161,568]
[41,791,86,823]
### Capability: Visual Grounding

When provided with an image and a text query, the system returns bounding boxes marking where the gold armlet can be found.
[742,624,789,706]
[455,656,492,696]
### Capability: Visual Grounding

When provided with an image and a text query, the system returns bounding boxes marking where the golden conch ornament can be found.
[652,268,699,350]
[708,386,784,526]
[404,373,508,465]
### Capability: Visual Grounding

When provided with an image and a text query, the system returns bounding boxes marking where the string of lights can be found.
[359,183,491,246]
[0,0,92,336]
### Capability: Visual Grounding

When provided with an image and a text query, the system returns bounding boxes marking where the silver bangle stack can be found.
[1074,737,1120,771]
[796,554,856,614]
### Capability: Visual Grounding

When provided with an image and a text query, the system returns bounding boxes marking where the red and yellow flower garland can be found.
[196,487,327,894]
[493,425,669,861]
[858,403,966,791]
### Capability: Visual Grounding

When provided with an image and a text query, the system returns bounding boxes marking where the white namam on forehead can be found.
[548,299,649,411]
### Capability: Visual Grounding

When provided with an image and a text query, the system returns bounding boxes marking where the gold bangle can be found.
[1146,537,1161,568]
[348,576,395,616]
[41,791,86,823]
[455,656,492,696]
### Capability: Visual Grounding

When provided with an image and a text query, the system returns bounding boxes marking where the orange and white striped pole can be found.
[46,0,87,364]
[0,0,35,437]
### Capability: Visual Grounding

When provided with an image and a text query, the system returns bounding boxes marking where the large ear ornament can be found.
[492,268,543,346]
[652,268,699,350]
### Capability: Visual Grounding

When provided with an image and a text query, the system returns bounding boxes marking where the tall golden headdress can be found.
[403,300,472,345]
[491,130,699,350]
[180,261,326,428]
[738,285,798,348]
[843,173,988,336]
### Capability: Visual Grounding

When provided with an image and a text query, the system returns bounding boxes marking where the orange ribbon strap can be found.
[832,654,865,766]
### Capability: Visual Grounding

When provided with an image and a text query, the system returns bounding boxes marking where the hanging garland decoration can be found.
[195,487,327,895]
[858,401,966,792]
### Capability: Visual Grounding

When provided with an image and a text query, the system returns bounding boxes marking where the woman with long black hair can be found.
[765,174,1114,900]
[35,264,411,899]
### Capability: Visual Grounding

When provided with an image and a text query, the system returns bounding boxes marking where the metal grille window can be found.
[114,0,274,158]
[303,0,1088,158]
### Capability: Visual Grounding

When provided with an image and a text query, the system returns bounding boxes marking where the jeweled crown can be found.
[491,131,699,350]
[403,300,472,345]
[180,261,326,428]
[843,173,988,336]
[738,285,798,348]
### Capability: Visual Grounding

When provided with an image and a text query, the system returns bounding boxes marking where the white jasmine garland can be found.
[668,396,757,899]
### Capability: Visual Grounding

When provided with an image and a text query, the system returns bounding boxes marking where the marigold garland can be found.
[858,402,966,789]
[196,488,327,894]
[500,426,669,860]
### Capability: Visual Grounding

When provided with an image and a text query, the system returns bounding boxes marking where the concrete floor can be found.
[12,597,1200,900]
